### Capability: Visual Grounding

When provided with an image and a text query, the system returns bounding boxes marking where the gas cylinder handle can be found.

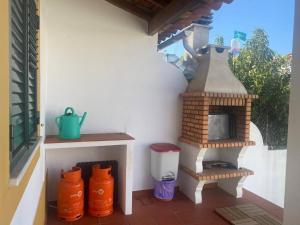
[107,166,112,176]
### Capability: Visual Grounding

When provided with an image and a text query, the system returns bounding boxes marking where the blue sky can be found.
[210,0,295,54]
[165,0,295,56]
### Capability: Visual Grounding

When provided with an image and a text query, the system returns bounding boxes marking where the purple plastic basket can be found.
[154,178,176,200]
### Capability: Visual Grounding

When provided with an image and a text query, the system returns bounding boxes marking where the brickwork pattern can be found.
[181,92,256,148]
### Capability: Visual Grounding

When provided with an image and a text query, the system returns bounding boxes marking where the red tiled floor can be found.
[47,188,283,225]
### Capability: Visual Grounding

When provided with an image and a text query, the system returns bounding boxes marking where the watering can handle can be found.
[55,117,60,127]
[64,107,74,115]
[79,112,87,127]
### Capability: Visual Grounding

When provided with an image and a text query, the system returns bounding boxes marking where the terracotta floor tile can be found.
[47,188,283,225]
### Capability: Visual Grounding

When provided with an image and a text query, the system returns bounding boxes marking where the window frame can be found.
[9,0,40,175]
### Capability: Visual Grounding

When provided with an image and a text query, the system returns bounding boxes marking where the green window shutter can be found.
[9,0,39,172]
[28,0,38,139]
[10,0,27,165]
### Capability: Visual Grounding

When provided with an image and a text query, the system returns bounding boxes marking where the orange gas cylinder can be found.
[88,164,114,217]
[57,167,84,221]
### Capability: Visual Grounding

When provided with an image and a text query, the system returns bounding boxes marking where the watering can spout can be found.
[79,112,87,128]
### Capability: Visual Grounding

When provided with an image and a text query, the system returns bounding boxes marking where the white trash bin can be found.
[150,143,181,181]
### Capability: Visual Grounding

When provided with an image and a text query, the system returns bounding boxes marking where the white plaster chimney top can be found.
[187,45,247,94]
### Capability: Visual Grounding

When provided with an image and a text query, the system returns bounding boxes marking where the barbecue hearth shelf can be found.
[178,134,255,204]
[179,164,254,204]
[179,137,255,149]
[180,165,254,181]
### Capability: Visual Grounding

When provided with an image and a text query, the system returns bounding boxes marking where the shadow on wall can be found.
[243,122,287,208]
[53,0,149,34]
[44,0,187,192]
[132,143,153,190]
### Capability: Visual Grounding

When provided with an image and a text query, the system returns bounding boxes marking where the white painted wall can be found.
[10,155,45,225]
[43,0,186,191]
[284,0,300,224]
[243,123,286,208]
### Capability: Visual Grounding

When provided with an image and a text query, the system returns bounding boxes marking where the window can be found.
[9,0,39,174]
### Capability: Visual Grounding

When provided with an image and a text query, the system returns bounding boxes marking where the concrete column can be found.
[283,0,300,224]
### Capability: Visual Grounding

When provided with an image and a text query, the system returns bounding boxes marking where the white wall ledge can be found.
[10,137,43,187]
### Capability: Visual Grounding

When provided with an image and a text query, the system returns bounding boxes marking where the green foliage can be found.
[229,29,291,149]
[215,35,224,46]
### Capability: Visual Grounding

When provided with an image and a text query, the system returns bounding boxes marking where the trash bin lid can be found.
[150,143,181,152]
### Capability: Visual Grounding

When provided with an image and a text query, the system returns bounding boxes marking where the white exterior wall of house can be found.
[243,123,286,208]
[244,148,286,208]
[43,0,186,191]
[284,0,300,224]
[9,0,297,223]
[10,155,45,225]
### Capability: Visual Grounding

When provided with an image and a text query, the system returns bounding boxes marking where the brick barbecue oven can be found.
[180,91,257,148]
[172,22,258,204]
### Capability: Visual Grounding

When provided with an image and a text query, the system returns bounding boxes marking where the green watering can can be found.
[56,107,87,139]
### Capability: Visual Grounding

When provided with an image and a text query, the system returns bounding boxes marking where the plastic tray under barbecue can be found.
[203,161,237,170]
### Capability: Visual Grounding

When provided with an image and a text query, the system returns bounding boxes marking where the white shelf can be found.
[44,133,134,215]
[45,133,134,149]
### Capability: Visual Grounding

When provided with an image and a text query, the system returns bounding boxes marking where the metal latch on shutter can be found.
[36,15,40,30]
[36,111,40,125]
[9,124,14,151]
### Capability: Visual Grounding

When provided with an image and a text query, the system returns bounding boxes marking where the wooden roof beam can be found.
[106,0,153,21]
[148,0,208,35]
[144,0,166,9]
